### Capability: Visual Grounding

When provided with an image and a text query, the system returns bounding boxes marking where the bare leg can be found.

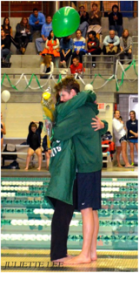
[25,148,34,170]
[135,143,138,153]
[45,150,51,170]
[90,210,99,261]
[116,146,122,167]
[35,148,42,170]
[64,208,93,265]
[1,138,3,152]
[1,138,3,166]
[129,142,134,164]
[121,141,131,167]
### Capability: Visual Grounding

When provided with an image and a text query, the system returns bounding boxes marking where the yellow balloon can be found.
[42,92,51,100]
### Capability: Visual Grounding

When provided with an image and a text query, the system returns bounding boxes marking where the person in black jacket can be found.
[87,31,101,67]
[126,110,138,166]
[109,4,123,37]
[2,17,19,50]
[25,121,43,171]
[15,17,31,54]
[78,5,89,38]
[1,29,11,62]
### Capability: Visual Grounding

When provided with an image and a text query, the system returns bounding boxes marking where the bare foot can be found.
[24,168,28,171]
[37,167,41,171]
[91,251,97,261]
[125,164,133,168]
[64,254,91,265]
[117,164,122,168]
[91,255,97,261]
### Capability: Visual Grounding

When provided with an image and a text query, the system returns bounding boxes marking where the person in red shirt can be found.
[87,30,101,67]
[70,56,85,75]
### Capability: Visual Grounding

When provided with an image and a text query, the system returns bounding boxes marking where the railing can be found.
[82,54,116,77]
[1,1,138,17]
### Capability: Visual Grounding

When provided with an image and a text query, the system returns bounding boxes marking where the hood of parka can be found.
[56,90,98,121]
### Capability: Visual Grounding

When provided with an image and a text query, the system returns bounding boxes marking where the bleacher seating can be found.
[1,17,138,55]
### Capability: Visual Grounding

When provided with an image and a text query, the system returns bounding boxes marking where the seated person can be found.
[29,8,45,41]
[78,5,89,38]
[40,55,54,78]
[42,134,51,170]
[120,29,132,63]
[60,36,73,67]
[15,17,31,54]
[109,5,123,37]
[2,17,18,49]
[70,56,85,75]
[25,121,43,171]
[87,30,101,67]
[103,30,120,55]
[88,3,101,38]
[2,17,13,37]
[35,15,52,54]
[41,30,60,63]
[1,29,11,63]
[72,29,87,63]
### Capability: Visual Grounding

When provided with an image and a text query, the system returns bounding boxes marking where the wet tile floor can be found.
[1,250,138,272]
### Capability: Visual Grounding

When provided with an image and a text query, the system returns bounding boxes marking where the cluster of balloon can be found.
[1,90,11,103]
[52,7,80,37]
[41,89,55,142]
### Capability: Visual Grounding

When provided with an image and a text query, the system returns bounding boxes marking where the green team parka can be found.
[46,91,108,205]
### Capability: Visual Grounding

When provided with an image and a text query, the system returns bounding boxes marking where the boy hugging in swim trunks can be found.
[25,121,43,171]
[48,76,108,264]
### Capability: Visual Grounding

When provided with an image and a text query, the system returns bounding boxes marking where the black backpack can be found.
[2,143,17,166]
[1,61,11,68]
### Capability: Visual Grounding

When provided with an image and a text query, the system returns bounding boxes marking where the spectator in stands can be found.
[1,29,11,63]
[40,55,54,78]
[103,30,120,55]
[41,31,60,68]
[70,56,85,75]
[29,8,45,41]
[42,134,51,170]
[25,121,43,171]
[88,3,102,38]
[60,36,73,68]
[120,29,132,63]
[126,110,138,166]
[72,29,87,63]
[14,17,31,54]
[2,17,19,49]
[35,16,52,54]
[87,30,101,67]
[109,5,123,37]
[78,5,89,38]
[2,17,13,37]
[1,113,6,152]
[112,110,132,168]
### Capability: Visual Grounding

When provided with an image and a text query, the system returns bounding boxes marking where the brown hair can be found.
[122,29,129,37]
[54,76,80,97]
[31,123,37,129]
[130,110,136,119]
[20,17,30,29]
[3,17,10,29]
[41,55,52,66]
[92,2,98,7]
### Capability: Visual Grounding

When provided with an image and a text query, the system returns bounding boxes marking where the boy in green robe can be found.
[46,76,108,263]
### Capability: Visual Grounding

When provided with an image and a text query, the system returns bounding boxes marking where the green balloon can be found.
[52,7,80,37]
